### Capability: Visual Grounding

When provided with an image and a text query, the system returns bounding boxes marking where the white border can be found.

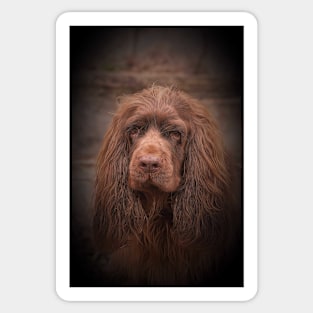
[56,11,258,302]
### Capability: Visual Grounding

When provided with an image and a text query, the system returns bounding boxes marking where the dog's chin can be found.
[129,174,180,194]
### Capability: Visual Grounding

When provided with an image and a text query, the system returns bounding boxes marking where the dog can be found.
[93,86,242,286]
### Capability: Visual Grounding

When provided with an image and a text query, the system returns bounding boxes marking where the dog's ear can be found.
[93,106,143,252]
[173,96,230,246]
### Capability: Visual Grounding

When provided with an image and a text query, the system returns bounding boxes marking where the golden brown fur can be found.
[93,86,241,286]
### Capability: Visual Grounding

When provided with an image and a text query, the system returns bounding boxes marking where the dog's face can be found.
[126,104,188,193]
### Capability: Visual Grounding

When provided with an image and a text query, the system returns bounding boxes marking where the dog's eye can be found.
[169,131,181,141]
[129,126,141,138]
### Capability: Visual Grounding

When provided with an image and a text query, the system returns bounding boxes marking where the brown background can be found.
[70,27,243,286]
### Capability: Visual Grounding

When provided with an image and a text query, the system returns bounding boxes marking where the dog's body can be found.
[93,86,242,286]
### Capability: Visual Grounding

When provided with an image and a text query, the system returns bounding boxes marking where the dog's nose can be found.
[139,155,161,173]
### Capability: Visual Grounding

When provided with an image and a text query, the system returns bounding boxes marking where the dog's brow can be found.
[125,117,147,128]
[159,118,187,132]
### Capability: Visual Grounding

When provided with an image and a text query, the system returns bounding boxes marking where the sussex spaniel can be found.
[93,86,242,286]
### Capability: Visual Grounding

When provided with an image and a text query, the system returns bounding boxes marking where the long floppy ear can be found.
[173,97,230,246]
[93,106,143,252]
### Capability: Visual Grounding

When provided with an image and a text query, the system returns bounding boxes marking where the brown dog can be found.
[93,86,242,286]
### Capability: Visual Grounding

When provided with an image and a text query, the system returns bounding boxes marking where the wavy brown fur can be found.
[93,86,241,286]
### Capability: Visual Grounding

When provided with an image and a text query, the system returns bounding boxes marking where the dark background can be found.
[70,26,243,287]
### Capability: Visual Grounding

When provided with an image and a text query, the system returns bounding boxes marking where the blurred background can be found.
[70,26,243,286]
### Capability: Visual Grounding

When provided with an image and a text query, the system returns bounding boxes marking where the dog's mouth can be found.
[132,171,168,188]
[129,170,179,193]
